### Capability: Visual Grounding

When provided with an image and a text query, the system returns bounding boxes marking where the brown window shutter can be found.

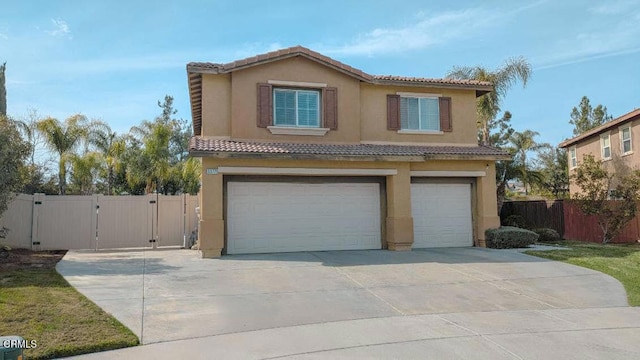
[257,83,273,128]
[387,94,400,130]
[439,97,452,132]
[322,87,338,130]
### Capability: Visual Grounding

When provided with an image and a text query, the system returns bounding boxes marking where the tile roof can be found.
[372,75,493,87]
[189,137,510,160]
[559,108,640,148]
[187,46,494,135]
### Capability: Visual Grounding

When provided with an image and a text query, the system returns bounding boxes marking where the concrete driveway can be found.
[57,247,640,359]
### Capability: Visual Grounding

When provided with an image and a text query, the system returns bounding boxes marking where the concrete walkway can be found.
[56,247,640,359]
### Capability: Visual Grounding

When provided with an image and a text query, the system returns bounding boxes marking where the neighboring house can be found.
[187,46,509,257]
[560,108,640,196]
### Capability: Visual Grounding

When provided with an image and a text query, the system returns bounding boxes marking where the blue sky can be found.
[2,0,639,147]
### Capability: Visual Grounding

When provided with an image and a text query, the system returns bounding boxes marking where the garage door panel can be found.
[227,182,381,254]
[411,183,473,248]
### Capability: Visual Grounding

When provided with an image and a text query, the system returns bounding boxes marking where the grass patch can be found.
[0,250,138,359]
[525,241,640,306]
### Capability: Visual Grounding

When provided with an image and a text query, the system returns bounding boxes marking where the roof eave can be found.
[559,109,640,148]
[188,151,426,162]
[373,79,493,97]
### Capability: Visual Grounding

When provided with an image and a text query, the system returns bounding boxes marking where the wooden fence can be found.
[501,200,640,243]
[0,193,199,250]
[563,201,640,244]
[500,200,565,237]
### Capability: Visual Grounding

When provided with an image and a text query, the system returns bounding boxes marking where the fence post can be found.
[30,193,44,251]
[93,195,100,250]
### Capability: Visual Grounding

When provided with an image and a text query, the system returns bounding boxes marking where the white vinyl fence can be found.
[0,193,199,251]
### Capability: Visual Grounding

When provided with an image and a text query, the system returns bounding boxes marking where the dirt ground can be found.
[0,248,66,270]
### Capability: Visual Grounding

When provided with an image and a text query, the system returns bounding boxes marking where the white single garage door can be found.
[227,181,381,254]
[411,183,473,248]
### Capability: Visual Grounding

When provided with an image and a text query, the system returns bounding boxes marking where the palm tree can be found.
[447,57,532,145]
[508,130,549,195]
[129,120,172,194]
[36,114,88,194]
[88,121,126,195]
[69,152,102,195]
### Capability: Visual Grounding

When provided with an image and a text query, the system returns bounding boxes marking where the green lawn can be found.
[525,241,640,306]
[0,250,138,360]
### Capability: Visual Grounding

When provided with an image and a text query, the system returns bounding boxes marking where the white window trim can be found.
[619,125,633,156]
[600,132,612,160]
[273,88,321,128]
[268,80,327,88]
[396,92,442,98]
[399,95,440,132]
[569,146,577,169]
[397,129,444,135]
[267,126,329,136]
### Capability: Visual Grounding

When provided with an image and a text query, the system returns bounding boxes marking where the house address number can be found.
[206,168,218,175]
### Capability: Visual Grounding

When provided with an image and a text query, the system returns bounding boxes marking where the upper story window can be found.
[570,146,577,169]
[257,82,337,136]
[600,133,611,160]
[386,93,451,133]
[620,125,632,155]
[400,96,439,131]
[273,88,320,128]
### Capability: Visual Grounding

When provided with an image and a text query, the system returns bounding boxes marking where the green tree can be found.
[447,57,532,145]
[0,116,30,217]
[569,96,613,136]
[535,147,569,199]
[508,130,548,195]
[89,121,126,195]
[126,96,199,195]
[68,152,102,195]
[572,154,640,243]
[128,120,172,194]
[488,112,518,210]
[36,114,89,195]
[0,62,6,116]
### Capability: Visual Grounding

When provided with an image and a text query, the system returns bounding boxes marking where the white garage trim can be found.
[227,181,382,254]
[411,183,473,248]
[217,167,397,176]
[410,170,485,177]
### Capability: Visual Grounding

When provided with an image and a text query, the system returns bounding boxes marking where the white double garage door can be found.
[227,180,473,254]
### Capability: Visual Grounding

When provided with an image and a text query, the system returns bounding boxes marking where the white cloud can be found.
[589,0,640,15]
[320,8,493,56]
[533,8,640,70]
[319,2,547,57]
[0,24,8,40]
[46,19,71,37]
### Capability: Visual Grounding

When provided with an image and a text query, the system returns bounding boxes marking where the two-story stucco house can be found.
[186,46,509,258]
[560,108,640,196]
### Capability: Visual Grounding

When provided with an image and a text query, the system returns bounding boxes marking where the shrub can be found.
[533,228,561,242]
[485,226,539,249]
[502,214,528,229]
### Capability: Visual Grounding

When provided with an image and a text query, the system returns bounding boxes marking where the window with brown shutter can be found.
[257,83,273,128]
[387,94,400,130]
[323,87,338,130]
[439,97,452,132]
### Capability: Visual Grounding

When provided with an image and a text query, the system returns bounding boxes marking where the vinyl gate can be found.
[0,193,199,250]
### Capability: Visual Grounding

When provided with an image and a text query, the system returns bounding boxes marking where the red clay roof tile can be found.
[189,137,509,159]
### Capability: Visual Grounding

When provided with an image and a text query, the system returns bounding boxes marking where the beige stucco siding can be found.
[201,74,231,137]
[569,120,640,195]
[197,157,499,257]
[229,57,361,143]
[360,83,478,145]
